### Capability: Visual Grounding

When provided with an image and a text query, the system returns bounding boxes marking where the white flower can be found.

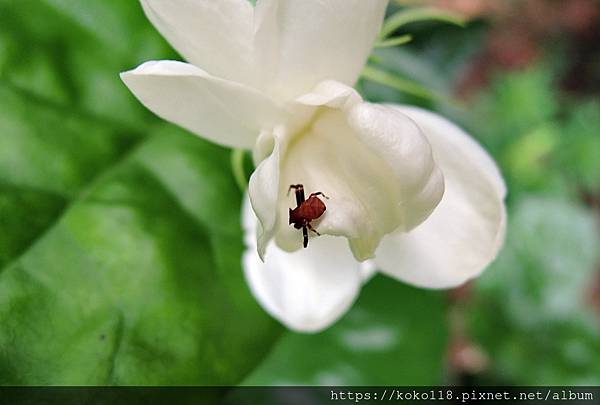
[121,0,507,332]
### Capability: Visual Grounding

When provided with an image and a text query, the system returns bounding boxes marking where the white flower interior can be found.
[249,83,445,261]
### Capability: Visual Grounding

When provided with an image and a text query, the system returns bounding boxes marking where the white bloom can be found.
[121,0,507,332]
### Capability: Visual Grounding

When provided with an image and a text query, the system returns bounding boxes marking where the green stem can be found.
[380,7,467,39]
[375,34,413,48]
[361,65,442,102]
[230,148,247,192]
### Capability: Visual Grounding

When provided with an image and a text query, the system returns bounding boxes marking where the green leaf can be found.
[0,0,173,126]
[0,127,281,385]
[0,83,142,267]
[477,68,558,143]
[361,65,446,102]
[243,276,449,385]
[472,68,569,197]
[0,0,282,386]
[375,35,413,48]
[502,123,561,190]
[0,183,66,268]
[559,101,600,192]
[469,197,600,385]
[0,0,170,266]
[380,7,467,39]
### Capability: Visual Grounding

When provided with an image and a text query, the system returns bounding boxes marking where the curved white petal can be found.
[347,104,446,231]
[259,99,444,262]
[242,198,362,332]
[295,80,362,111]
[375,106,507,289]
[248,128,286,260]
[121,61,284,149]
[140,0,255,85]
[254,0,389,100]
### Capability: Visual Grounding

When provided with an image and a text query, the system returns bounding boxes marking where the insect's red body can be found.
[288,184,328,248]
[289,196,326,228]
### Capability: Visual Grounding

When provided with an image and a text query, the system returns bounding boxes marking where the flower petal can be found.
[295,80,362,110]
[140,0,255,84]
[121,61,284,149]
[347,103,446,231]
[243,198,363,332]
[271,102,444,262]
[248,81,365,259]
[254,0,389,100]
[374,106,507,289]
[248,128,285,260]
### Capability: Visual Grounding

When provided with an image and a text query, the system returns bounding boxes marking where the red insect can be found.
[288,184,328,248]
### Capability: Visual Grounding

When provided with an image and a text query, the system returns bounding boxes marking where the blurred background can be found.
[0,0,599,387]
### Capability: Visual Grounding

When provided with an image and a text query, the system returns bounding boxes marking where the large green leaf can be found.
[0,0,173,126]
[243,276,449,386]
[0,0,282,385]
[0,127,281,385]
[0,0,169,266]
[0,83,142,267]
[469,197,600,385]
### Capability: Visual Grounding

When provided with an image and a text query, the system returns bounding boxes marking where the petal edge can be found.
[374,106,507,289]
[121,61,284,149]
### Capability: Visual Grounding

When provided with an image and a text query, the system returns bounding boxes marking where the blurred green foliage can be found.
[244,277,448,386]
[466,68,600,385]
[560,101,600,193]
[474,68,600,198]
[0,0,598,388]
[470,197,600,385]
[0,0,280,385]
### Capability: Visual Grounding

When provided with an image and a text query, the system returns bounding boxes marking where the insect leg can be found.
[303,226,309,248]
[307,223,321,236]
[309,192,329,199]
